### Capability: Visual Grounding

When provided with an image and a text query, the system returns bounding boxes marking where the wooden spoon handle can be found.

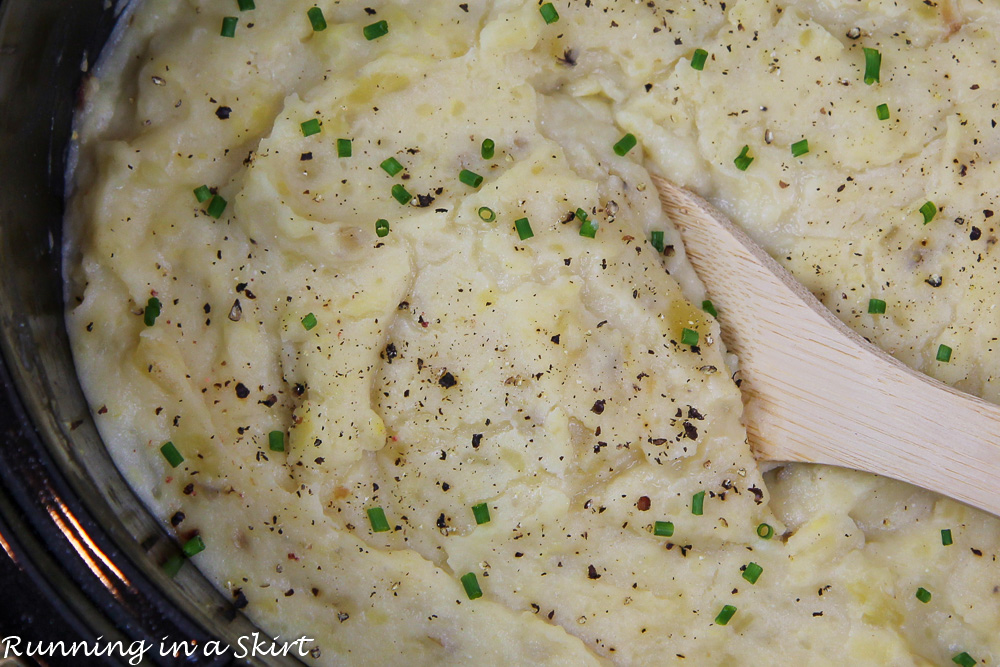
[653,175,1000,516]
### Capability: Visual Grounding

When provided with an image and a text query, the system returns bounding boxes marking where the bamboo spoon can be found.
[652,176,1000,517]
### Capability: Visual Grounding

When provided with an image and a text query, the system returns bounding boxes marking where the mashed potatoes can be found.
[66,0,999,664]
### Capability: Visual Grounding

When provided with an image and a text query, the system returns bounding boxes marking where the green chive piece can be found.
[301,118,322,137]
[367,507,391,533]
[702,300,718,318]
[144,297,162,327]
[459,169,484,188]
[193,185,212,203]
[952,653,977,667]
[653,521,674,537]
[307,7,327,32]
[539,2,559,24]
[691,490,705,515]
[915,587,932,603]
[515,217,534,240]
[337,138,352,157]
[160,441,184,468]
[460,572,483,599]
[182,535,206,558]
[481,138,495,160]
[375,219,390,238]
[920,201,937,224]
[715,604,737,625]
[472,502,491,525]
[936,344,952,362]
[742,562,763,585]
[579,216,599,239]
[268,430,285,452]
[756,522,774,539]
[381,157,404,176]
[876,103,890,121]
[162,554,185,578]
[863,47,882,85]
[478,207,496,222]
[391,184,412,205]
[237,0,255,10]
[941,528,953,546]
[614,133,638,157]
[734,144,754,171]
[868,298,886,315]
[364,20,389,40]
[691,48,709,71]
[301,313,318,331]
[681,328,699,347]
[651,230,665,252]
[207,194,228,219]
[791,139,810,157]
[220,16,238,38]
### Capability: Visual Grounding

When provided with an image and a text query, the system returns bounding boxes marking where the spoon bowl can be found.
[653,175,1000,517]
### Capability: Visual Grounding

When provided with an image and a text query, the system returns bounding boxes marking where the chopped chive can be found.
[307,7,327,32]
[791,139,810,157]
[193,185,212,203]
[868,298,886,315]
[268,430,285,452]
[614,133,638,157]
[653,521,674,537]
[478,207,496,222]
[691,48,709,71]
[539,3,559,24]
[742,562,763,585]
[702,300,718,318]
[337,138,352,157]
[579,217,598,238]
[220,16,238,38]
[734,144,754,171]
[691,490,705,515]
[756,523,774,539]
[301,313,318,331]
[459,169,484,188]
[650,230,665,252]
[915,587,932,603]
[714,604,737,625]
[301,118,322,137]
[381,157,404,176]
[952,653,977,667]
[863,47,882,85]
[162,554,185,577]
[207,194,228,219]
[681,328,699,347]
[367,507,391,533]
[472,502,491,525]
[936,344,952,362]
[364,20,389,40]
[481,138,495,160]
[460,572,483,599]
[237,0,255,10]
[941,528,953,546]
[144,297,162,327]
[515,217,534,240]
[182,535,206,558]
[876,103,890,121]
[391,184,412,205]
[375,218,390,238]
[160,441,184,468]
[919,201,937,224]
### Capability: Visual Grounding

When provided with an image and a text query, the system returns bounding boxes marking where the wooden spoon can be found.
[652,176,1000,516]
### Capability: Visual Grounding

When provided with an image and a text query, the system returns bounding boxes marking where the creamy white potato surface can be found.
[66,1,999,664]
